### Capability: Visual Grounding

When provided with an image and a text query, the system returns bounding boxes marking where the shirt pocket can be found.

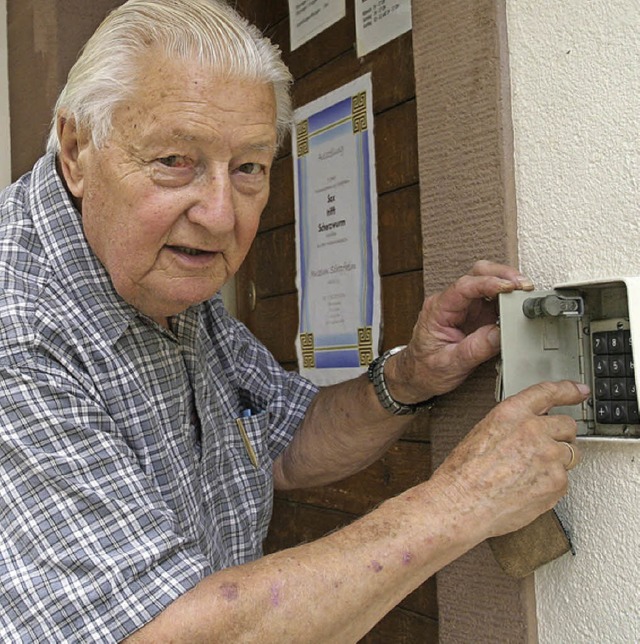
[205,410,274,564]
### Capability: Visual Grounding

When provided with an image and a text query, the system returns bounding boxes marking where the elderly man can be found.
[0,0,586,641]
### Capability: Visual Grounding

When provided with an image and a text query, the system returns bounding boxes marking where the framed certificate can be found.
[293,74,381,385]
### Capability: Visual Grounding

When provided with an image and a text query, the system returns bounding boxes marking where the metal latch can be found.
[522,294,585,319]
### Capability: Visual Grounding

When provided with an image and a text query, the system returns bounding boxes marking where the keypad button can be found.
[628,378,637,398]
[594,356,609,377]
[608,330,626,354]
[610,379,627,399]
[629,402,639,424]
[612,403,628,423]
[595,401,611,423]
[592,332,608,355]
[626,355,634,376]
[610,357,626,377]
[595,378,611,400]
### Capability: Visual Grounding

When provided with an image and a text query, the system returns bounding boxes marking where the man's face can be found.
[63,53,277,326]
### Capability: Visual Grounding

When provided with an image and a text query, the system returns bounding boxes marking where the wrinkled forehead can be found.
[103,58,278,154]
[125,49,275,112]
[132,43,271,92]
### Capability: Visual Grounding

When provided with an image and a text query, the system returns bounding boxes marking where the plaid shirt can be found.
[0,153,318,642]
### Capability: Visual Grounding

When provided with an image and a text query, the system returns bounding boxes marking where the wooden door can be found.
[234,2,438,640]
[7,0,125,179]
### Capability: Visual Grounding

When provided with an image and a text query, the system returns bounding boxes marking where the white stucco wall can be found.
[506,1,640,642]
[0,0,10,188]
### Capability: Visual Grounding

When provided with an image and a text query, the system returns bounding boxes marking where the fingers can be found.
[468,260,535,291]
[532,412,580,442]
[506,380,591,417]
[442,261,534,307]
[506,381,585,471]
[432,275,528,323]
[451,274,527,305]
[447,324,502,372]
[421,262,533,330]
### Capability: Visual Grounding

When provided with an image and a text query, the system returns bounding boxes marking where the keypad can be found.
[592,329,639,424]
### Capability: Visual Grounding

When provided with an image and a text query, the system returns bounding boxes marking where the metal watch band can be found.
[366,345,437,416]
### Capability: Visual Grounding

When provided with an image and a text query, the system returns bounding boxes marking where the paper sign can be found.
[355,0,412,57]
[292,74,381,385]
[288,0,346,50]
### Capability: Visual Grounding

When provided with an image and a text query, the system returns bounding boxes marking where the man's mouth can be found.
[167,245,213,256]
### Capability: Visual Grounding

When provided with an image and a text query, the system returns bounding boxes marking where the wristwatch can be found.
[367,345,437,415]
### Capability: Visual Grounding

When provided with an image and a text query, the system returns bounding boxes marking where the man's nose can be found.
[186,170,235,231]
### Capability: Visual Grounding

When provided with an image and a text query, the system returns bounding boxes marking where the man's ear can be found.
[57,114,91,199]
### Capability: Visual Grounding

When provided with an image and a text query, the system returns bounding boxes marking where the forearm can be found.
[124,480,484,644]
[126,379,586,643]
[272,262,535,491]
[273,367,417,490]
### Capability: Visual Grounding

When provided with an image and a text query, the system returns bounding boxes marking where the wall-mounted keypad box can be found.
[498,278,640,440]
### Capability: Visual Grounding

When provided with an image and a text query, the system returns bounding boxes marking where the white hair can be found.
[47,0,292,152]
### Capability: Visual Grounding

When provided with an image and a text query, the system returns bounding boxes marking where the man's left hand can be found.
[385,260,535,404]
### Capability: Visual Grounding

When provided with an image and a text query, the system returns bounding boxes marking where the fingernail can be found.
[497,278,515,291]
[488,326,501,348]
[517,275,535,290]
[576,383,590,396]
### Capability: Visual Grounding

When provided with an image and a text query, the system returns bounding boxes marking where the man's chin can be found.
[130,285,222,324]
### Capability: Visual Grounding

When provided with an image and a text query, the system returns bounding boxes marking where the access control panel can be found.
[497,278,640,440]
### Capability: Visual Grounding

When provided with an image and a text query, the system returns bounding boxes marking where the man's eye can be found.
[158,155,191,169]
[237,162,264,175]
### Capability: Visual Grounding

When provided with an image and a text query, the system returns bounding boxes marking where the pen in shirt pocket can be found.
[235,408,259,468]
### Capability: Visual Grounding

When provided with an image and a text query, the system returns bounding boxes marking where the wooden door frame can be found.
[412,1,536,641]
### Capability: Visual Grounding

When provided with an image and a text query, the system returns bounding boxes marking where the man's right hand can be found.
[426,380,589,540]
[125,380,590,644]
